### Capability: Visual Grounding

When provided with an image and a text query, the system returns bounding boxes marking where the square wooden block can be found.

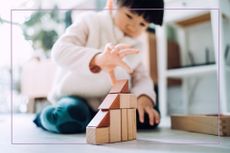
[120,94,137,109]
[86,127,109,144]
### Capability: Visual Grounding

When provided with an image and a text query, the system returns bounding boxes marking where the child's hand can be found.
[137,95,160,126]
[92,43,139,85]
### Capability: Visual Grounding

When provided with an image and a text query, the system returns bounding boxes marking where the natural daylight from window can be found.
[0,0,97,113]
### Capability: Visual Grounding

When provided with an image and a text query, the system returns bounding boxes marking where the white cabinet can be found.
[156,0,230,117]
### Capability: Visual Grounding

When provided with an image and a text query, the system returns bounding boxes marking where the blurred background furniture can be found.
[21,58,56,113]
[156,0,230,117]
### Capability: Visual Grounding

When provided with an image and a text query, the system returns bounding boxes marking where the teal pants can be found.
[37,96,95,134]
[34,96,160,134]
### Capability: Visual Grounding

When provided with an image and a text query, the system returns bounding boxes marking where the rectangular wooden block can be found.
[87,110,109,127]
[120,94,137,109]
[121,109,128,141]
[132,108,137,139]
[171,114,230,136]
[86,127,109,144]
[110,80,129,94]
[109,109,121,142]
[127,109,137,140]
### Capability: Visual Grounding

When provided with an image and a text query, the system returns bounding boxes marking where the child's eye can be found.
[126,13,133,19]
[140,22,146,27]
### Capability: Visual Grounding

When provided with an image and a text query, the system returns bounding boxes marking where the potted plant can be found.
[22,6,71,58]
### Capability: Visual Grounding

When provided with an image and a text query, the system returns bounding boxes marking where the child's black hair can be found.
[116,0,164,25]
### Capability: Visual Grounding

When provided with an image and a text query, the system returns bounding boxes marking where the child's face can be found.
[114,7,149,38]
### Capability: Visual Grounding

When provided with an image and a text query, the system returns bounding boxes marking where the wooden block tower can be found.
[86,80,137,144]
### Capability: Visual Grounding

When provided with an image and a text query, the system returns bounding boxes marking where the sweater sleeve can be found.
[51,14,101,75]
[131,62,156,105]
[130,32,156,105]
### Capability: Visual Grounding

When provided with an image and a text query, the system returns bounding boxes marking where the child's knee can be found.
[66,99,91,122]
[55,100,91,134]
[39,96,92,134]
[40,106,59,133]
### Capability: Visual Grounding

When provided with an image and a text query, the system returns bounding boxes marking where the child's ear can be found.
[105,0,113,10]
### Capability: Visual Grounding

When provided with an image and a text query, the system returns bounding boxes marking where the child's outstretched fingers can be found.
[145,107,154,126]
[114,44,139,58]
[115,43,131,50]
[153,109,160,124]
[105,0,113,10]
[137,105,145,123]
[105,43,114,53]
[119,48,139,58]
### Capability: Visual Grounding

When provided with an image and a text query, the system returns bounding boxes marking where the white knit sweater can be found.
[48,10,156,110]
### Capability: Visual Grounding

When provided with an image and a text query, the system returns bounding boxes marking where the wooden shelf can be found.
[166,65,216,78]
[176,13,211,27]
[156,0,230,117]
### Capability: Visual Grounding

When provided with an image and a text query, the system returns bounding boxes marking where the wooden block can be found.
[121,109,128,141]
[132,108,137,139]
[109,109,121,142]
[99,94,120,110]
[99,94,137,110]
[86,127,109,144]
[120,94,137,109]
[87,110,109,127]
[171,114,230,136]
[110,80,129,94]
[171,115,218,135]
[127,109,137,140]
[220,115,230,136]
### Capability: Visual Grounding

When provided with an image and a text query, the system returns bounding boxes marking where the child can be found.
[34,0,164,134]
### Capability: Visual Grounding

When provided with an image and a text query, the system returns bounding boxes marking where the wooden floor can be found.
[0,114,230,153]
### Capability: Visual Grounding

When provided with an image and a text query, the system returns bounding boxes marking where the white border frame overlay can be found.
[10,7,221,145]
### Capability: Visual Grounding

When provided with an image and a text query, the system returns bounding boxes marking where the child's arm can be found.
[90,43,139,84]
[131,62,160,126]
[51,15,101,75]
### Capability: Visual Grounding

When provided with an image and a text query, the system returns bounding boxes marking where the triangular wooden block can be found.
[109,80,129,94]
[99,94,137,110]
[98,94,120,110]
[87,110,110,127]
